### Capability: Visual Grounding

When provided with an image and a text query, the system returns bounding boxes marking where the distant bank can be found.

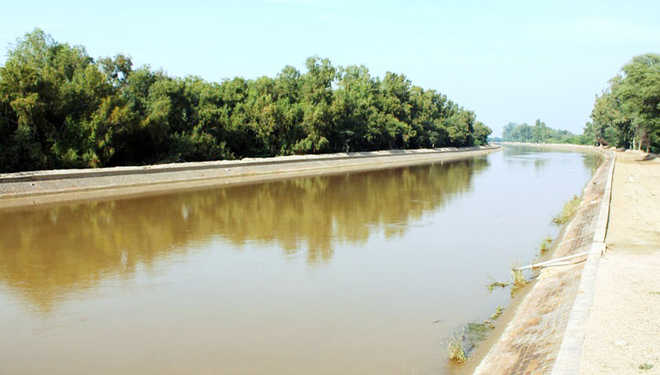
[0,146,500,209]
[499,141,604,152]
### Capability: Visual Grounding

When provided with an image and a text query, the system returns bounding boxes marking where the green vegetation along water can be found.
[498,54,660,152]
[0,146,600,374]
[0,30,490,173]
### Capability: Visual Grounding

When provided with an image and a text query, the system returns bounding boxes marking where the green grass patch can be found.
[448,337,466,364]
[540,237,553,252]
[639,363,654,370]
[510,268,528,295]
[448,305,505,363]
[487,281,510,292]
[552,195,581,224]
[489,306,504,321]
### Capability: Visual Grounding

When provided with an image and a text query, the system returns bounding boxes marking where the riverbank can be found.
[473,144,614,374]
[580,151,660,374]
[499,141,596,152]
[0,146,499,209]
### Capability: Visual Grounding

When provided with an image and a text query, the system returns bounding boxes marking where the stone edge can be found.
[0,146,497,183]
[550,150,616,374]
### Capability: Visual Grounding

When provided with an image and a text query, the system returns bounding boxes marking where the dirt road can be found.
[580,151,660,374]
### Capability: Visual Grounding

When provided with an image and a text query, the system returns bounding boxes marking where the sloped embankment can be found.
[474,147,614,374]
[0,146,499,209]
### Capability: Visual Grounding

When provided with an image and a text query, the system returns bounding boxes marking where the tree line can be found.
[588,54,659,153]
[0,29,492,173]
[501,119,589,144]
[502,54,659,153]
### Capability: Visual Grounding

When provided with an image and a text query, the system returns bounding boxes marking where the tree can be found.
[0,29,493,172]
[587,54,660,152]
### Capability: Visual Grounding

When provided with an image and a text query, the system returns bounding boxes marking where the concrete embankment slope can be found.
[0,146,499,209]
[474,144,615,374]
[500,141,600,153]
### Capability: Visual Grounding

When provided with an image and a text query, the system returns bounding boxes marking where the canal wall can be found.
[499,141,606,153]
[0,145,499,209]
[473,144,615,374]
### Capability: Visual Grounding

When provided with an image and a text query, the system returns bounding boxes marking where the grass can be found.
[447,304,507,364]
[465,322,492,342]
[487,281,510,292]
[482,319,495,329]
[489,306,504,321]
[511,268,528,293]
[552,195,581,224]
[448,337,467,364]
[540,237,553,253]
[639,363,654,370]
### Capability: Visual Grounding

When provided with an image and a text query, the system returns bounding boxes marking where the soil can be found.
[580,151,660,374]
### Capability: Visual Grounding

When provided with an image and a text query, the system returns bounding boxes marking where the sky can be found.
[1,0,659,136]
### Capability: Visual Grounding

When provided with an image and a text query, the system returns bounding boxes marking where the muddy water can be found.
[0,146,600,375]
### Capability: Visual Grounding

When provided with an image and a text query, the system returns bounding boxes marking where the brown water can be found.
[0,146,600,375]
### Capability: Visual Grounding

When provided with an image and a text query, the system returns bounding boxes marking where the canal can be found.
[0,145,600,374]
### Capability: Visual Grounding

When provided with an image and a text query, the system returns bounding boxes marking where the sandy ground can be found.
[580,151,660,374]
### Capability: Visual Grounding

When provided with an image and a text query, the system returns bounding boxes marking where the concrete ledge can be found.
[0,146,494,183]
[499,142,611,153]
[551,151,615,375]
[0,146,499,209]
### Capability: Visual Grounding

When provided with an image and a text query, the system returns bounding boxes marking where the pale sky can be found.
[1,0,659,136]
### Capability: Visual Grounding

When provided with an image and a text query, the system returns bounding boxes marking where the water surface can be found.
[0,146,600,374]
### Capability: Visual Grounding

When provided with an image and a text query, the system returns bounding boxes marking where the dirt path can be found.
[580,152,660,374]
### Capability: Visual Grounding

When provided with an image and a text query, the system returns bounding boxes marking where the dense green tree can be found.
[473,121,492,145]
[587,54,659,152]
[501,121,590,145]
[0,29,492,173]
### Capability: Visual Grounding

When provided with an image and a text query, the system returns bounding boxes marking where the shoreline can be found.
[0,146,499,209]
[499,141,605,152]
[472,144,614,374]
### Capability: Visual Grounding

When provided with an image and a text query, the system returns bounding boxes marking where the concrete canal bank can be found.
[471,143,622,374]
[0,146,499,209]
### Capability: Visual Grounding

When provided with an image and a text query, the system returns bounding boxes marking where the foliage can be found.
[540,237,552,253]
[489,306,504,321]
[511,268,528,292]
[502,54,659,152]
[552,195,581,225]
[487,280,510,292]
[0,30,492,172]
[447,337,467,364]
[588,54,660,152]
[502,120,590,145]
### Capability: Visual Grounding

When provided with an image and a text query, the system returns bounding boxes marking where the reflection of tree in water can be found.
[0,158,489,311]
[503,146,548,171]
[534,158,548,171]
[582,152,603,172]
[503,145,540,157]
[503,145,602,173]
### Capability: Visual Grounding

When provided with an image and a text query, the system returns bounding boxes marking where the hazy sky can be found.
[1,0,658,136]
